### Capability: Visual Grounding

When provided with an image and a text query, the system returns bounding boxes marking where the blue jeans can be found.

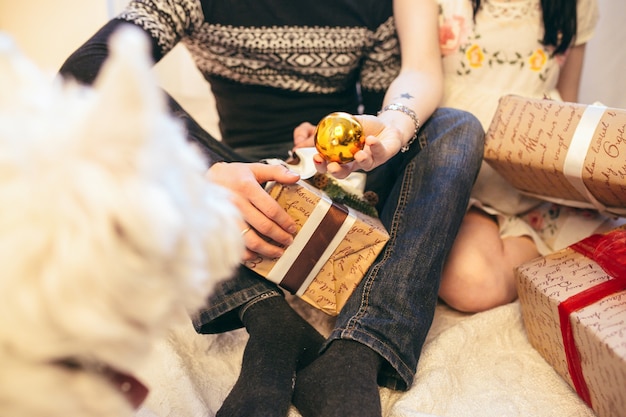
[193,107,484,390]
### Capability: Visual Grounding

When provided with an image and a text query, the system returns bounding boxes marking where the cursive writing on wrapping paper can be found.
[285,187,317,220]
[303,236,388,308]
[516,235,626,417]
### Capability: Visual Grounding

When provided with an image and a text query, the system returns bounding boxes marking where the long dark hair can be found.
[471,0,577,55]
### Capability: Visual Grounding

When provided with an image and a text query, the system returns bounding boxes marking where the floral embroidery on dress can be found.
[522,203,561,239]
[528,48,547,71]
[439,12,469,56]
[482,1,534,19]
[447,33,553,77]
[519,203,602,249]
[437,0,555,80]
[465,44,484,68]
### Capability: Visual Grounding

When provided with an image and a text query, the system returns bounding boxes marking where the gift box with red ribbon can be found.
[244,180,389,316]
[515,226,626,417]
[484,95,626,216]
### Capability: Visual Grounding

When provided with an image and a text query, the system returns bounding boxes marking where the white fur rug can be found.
[134,298,594,417]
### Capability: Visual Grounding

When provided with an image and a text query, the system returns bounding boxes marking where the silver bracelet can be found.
[377,103,421,152]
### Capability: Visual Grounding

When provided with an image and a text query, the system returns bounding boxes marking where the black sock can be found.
[216,294,325,417]
[292,339,383,417]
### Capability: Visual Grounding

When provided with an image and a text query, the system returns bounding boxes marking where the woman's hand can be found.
[313,114,404,179]
[292,121,316,150]
[206,162,300,261]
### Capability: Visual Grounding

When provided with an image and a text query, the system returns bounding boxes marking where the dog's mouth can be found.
[57,358,149,409]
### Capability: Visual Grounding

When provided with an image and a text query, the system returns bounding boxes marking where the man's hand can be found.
[206,162,300,261]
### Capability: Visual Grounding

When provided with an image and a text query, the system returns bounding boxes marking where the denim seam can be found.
[343,157,415,332]
[417,130,428,151]
[238,290,282,321]
[341,157,412,385]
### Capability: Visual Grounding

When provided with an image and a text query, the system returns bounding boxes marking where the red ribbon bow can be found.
[558,230,626,407]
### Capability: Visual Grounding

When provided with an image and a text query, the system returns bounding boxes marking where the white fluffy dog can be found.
[0,28,244,417]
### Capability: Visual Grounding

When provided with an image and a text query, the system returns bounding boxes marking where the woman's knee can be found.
[440,260,516,313]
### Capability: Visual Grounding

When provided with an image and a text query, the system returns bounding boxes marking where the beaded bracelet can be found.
[377,103,421,152]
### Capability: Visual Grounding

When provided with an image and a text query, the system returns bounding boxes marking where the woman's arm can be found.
[316,0,443,178]
[556,43,587,103]
[379,0,443,140]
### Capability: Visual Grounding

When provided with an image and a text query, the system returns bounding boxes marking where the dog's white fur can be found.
[0,27,244,417]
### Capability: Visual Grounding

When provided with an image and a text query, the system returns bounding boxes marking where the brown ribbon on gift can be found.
[558,230,626,407]
[279,201,349,294]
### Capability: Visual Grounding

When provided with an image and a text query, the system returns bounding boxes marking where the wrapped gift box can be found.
[515,227,626,417]
[484,95,626,216]
[244,180,389,315]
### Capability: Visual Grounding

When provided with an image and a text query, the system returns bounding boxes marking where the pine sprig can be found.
[308,174,379,217]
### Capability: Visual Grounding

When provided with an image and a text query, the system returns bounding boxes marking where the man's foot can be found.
[292,339,383,417]
[216,294,325,417]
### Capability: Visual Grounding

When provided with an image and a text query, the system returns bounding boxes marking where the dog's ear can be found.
[82,25,167,155]
[0,33,52,113]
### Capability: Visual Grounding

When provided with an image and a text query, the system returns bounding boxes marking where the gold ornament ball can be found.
[314,112,364,163]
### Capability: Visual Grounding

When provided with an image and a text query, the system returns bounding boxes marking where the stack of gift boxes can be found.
[485,95,626,417]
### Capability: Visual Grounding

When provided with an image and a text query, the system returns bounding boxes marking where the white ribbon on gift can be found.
[562,104,607,211]
[263,181,356,295]
[520,103,626,216]
[264,147,367,196]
